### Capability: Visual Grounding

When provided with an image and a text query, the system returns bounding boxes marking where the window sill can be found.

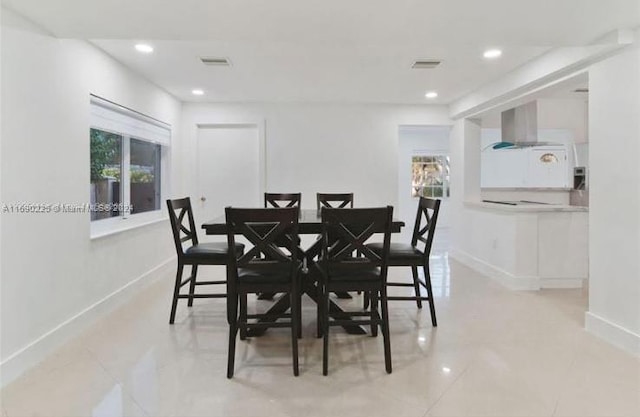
[90,211,167,240]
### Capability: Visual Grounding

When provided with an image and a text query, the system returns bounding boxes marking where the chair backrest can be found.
[320,207,393,280]
[316,192,354,211]
[225,207,300,278]
[410,197,441,259]
[264,192,302,208]
[166,197,198,257]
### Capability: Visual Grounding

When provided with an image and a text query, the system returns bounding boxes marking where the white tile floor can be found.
[2,236,639,417]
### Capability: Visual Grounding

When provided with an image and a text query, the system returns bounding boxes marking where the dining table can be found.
[202,208,404,335]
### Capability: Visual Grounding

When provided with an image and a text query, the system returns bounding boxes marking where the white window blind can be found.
[90,95,171,146]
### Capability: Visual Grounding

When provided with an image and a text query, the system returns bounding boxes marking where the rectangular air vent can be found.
[200,57,231,66]
[411,60,441,69]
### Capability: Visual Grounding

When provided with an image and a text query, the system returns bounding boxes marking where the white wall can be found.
[180,102,451,222]
[586,46,640,354]
[449,118,482,257]
[0,9,182,384]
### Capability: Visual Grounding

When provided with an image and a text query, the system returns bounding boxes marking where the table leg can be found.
[304,264,365,335]
[246,245,366,336]
[303,286,366,335]
[245,294,291,337]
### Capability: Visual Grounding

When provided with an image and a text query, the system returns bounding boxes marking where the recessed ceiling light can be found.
[191,89,205,96]
[483,49,502,59]
[425,91,438,99]
[134,43,154,54]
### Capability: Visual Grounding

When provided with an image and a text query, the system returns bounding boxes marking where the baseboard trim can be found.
[539,277,585,289]
[0,258,175,388]
[585,312,640,356]
[450,248,540,290]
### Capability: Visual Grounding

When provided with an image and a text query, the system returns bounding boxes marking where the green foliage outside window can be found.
[90,129,121,181]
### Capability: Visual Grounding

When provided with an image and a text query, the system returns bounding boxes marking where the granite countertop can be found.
[464,200,589,212]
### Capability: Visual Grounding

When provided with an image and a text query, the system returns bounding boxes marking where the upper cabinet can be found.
[481,142,571,189]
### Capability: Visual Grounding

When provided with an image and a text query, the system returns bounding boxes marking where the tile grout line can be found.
[550,343,580,417]
[84,344,152,417]
[421,359,473,417]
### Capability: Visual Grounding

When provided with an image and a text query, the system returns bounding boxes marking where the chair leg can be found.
[169,263,184,324]
[239,294,248,340]
[370,291,379,337]
[322,286,330,376]
[290,289,300,376]
[423,265,437,327]
[411,266,423,309]
[227,320,238,379]
[187,265,198,307]
[380,287,392,374]
[316,280,323,338]
[363,291,370,309]
[297,288,303,339]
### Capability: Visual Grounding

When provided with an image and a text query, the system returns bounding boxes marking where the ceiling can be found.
[4,0,639,104]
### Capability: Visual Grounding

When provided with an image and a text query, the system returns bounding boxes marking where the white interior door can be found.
[196,124,262,224]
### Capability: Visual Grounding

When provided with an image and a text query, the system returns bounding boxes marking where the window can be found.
[90,128,122,221]
[130,138,162,214]
[90,96,170,232]
[411,155,450,198]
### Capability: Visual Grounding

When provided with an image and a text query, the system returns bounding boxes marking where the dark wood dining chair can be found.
[225,207,302,378]
[318,206,393,375]
[166,197,245,324]
[366,196,441,326]
[264,192,302,208]
[316,192,356,299]
[261,192,303,299]
[316,192,354,210]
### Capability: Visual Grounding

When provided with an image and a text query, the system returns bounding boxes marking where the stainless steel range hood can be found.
[501,101,538,146]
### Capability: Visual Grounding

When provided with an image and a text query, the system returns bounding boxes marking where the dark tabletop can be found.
[202,208,404,235]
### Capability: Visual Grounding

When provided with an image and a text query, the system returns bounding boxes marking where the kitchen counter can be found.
[465,200,588,213]
[453,200,588,290]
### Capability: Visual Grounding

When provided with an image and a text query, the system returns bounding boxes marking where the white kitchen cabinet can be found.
[481,144,570,188]
[527,147,568,187]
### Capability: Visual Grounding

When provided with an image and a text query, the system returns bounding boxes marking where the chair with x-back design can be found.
[264,193,302,208]
[225,207,302,378]
[166,197,244,324]
[366,196,441,326]
[316,193,354,211]
[318,206,393,375]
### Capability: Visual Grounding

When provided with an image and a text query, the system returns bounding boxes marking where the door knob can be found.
[200,196,206,202]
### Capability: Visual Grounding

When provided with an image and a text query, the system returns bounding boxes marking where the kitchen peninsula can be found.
[454,200,588,290]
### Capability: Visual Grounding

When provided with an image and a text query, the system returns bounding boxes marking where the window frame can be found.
[89,96,171,239]
[411,153,450,200]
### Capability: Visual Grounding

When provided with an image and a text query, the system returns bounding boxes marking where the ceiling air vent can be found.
[411,60,441,69]
[200,57,231,66]
[573,88,589,93]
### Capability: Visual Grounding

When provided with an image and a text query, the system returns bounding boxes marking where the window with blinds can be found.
[90,95,171,224]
